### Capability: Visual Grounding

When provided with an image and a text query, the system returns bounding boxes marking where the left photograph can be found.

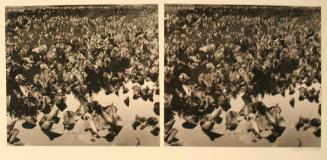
[6,5,159,146]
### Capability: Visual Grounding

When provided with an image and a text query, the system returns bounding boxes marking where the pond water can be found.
[9,81,160,146]
[166,84,320,147]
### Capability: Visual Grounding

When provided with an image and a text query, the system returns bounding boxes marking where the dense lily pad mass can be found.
[6,5,159,146]
[164,5,321,146]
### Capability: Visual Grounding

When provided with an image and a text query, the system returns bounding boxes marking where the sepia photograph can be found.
[6,5,159,146]
[164,5,321,147]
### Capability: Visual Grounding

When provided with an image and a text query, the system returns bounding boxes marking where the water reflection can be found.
[8,81,159,146]
[165,84,320,147]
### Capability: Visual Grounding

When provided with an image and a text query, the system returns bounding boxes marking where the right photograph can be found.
[164,5,321,147]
